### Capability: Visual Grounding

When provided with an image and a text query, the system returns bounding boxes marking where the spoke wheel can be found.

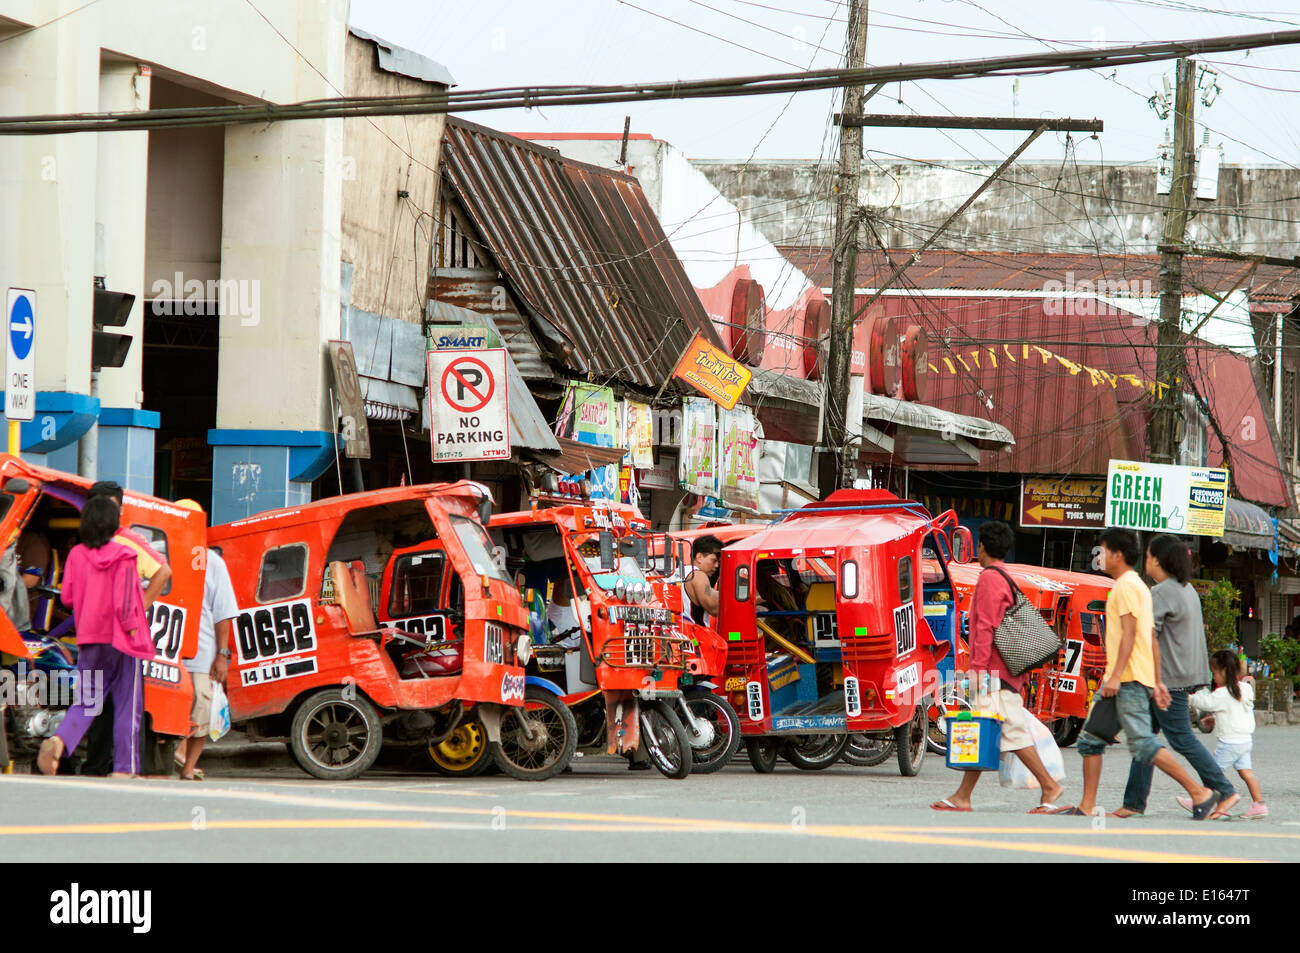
[1052,716,1082,748]
[491,688,577,781]
[639,701,693,780]
[895,699,928,777]
[681,693,741,774]
[781,733,849,770]
[928,686,972,755]
[289,689,383,781]
[841,734,894,767]
[426,718,493,777]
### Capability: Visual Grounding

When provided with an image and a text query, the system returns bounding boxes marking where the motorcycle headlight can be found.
[516,633,533,666]
[635,583,648,604]
[615,579,627,602]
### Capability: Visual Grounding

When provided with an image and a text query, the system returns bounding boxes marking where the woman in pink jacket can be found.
[37,496,156,777]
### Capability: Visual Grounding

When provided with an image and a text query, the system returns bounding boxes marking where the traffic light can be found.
[92,277,135,371]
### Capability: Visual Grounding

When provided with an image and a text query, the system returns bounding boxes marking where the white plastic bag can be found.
[998,710,1066,788]
[209,682,231,742]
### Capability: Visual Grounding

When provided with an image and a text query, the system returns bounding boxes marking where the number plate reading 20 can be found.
[236,599,315,664]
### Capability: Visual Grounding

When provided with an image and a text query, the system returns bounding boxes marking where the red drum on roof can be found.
[729,278,766,366]
[802,298,829,379]
[901,324,928,402]
[867,314,900,396]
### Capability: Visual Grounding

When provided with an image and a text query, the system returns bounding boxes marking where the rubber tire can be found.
[1053,716,1082,748]
[841,734,894,767]
[781,733,849,770]
[491,687,578,782]
[895,700,928,777]
[289,689,384,781]
[682,693,742,774]
[639,701,693,780]
[745,737,779,773]
[426,717,493,777]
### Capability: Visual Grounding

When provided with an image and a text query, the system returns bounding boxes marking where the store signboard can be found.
[1020,476,1106,529]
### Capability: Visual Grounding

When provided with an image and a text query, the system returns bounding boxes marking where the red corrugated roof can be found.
[860,293,1291,509]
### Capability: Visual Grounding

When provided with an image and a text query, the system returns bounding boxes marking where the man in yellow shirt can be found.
[1056,528,1219,819]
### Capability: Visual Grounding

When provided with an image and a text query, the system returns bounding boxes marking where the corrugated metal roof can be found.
[428,273,552,380]
[862,293,1291,508]
[440,117,723,389]
[782,247,1300,303]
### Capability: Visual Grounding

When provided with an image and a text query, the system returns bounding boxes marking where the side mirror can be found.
[3,478,29,494]
[631,536,648,570]
[599,530,615,571]
[952,526,974,564]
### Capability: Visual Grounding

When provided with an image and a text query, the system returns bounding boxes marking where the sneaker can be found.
[1242,802,1268,820]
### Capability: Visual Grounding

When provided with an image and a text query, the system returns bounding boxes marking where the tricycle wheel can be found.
[639,701,693,779]
[927,686,971,755]
[745,738,779,773]
[426,717,493,777]
[289,689,383,781]
[895,700,928,777]
[491,688,577,781]
[681,692,741,774]
[781,734,848,770]
[1052,716,1082,748]
[841,734,894,767]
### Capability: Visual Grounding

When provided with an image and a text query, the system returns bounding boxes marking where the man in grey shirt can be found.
[1113,534,1238,817]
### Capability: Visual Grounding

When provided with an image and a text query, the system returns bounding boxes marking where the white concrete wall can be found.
[0,0,348,430]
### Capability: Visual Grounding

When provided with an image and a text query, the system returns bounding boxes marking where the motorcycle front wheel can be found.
[639,701,693,779]
[681,693,741,774]
[491,688,577,782]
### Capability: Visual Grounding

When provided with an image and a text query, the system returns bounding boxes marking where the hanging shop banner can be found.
[671,332,752,410]
[637,453,678,491]
[720,406,760,512]
[1105,459,1229,537]
[427,348,510,462]
[554,381,620,500]
[327,340,372,460]
[623,399,654,467]
[680,397,719,497]
[619,465,640,509]
[554,381,619,446]
[1020,476,1107,529]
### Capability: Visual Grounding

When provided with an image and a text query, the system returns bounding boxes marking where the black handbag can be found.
[1082,693,1121,744]
[986,567,1065,676]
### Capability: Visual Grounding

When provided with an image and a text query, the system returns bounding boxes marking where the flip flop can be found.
[930,799,971,812]
[1027,804,1061,814]
[1191,793,1218,821]
[1108,809,1143,818]
[1215,793,1241,816]
[1209,810,1231,820]
[1050,805,1085,815]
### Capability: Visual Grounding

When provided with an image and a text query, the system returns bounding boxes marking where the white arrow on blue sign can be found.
[6,288,36,422]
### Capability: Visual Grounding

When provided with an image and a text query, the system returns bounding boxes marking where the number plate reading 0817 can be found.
[235,599,315,664]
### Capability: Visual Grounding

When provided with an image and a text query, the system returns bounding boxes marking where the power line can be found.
[6,28,1300,135]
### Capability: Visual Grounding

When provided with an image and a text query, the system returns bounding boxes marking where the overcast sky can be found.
[348,0,1300,167]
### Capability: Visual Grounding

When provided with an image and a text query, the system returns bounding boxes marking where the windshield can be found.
[584,555,647,589]
[449,516,510,582]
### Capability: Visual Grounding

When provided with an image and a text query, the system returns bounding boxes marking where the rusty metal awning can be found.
[1222,497,1276,553]
[547,437,628,477]
[440,118,723,388]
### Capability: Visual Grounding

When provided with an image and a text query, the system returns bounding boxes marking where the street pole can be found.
[824,0,868,493]
[1150,57,1196,465]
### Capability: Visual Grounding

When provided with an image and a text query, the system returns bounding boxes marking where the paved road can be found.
[3,725,1296,862]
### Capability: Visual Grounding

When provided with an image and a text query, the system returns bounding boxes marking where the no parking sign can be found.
[427,348,510,462]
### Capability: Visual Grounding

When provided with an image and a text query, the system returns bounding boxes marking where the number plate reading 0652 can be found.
[235,599,315,665]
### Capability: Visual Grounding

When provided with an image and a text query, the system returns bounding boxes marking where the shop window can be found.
[257,544,308,603]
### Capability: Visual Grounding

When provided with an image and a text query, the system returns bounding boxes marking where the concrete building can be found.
[0,1,451,523]
[692,159,1300,257]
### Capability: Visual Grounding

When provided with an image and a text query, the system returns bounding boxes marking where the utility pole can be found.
[823,0,869,493]
[1150,57,1196,465]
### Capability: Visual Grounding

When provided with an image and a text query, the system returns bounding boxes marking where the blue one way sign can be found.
[6,288,36,422]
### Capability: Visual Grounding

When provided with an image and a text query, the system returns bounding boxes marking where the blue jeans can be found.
[1123,688,1235,812]
[1077,681,1165,765]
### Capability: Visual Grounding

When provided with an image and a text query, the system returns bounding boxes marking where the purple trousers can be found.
[56,644,144,775]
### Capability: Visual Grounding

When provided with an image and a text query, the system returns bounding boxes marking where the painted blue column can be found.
[208,429,339,525]
[0,391,100,473]
[98,408,161,495]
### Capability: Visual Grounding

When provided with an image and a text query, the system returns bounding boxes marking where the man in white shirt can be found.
[176,545,240,780]
[546,578,588,650]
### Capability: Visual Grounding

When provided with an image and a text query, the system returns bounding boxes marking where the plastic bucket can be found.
[945,712,1002,771]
